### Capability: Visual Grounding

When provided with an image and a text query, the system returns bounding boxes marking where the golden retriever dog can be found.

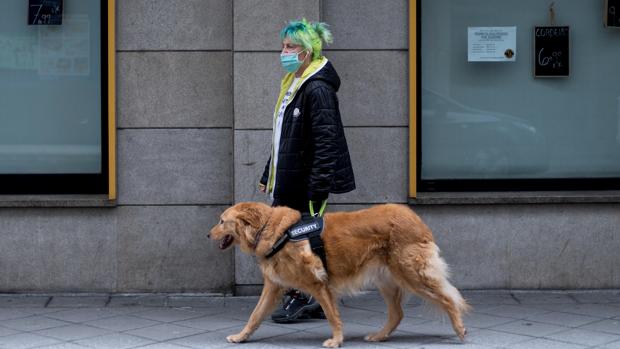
[208,202,469,348]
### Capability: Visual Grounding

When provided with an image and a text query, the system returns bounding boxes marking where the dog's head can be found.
[208,202,271,252]
[208,202,300,255]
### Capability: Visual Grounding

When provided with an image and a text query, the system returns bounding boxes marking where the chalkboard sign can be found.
[534,26,569,77]
[28,0,63,25]
[606,0,620,27]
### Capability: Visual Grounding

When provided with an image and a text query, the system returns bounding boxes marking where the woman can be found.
[259,19,355,323]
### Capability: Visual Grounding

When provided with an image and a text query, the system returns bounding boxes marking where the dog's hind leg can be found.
[364,281,403,342]
[389,243,469,341]
[308,285,343,348]
[227,278,284,343]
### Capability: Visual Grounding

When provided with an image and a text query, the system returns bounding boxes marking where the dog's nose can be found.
[207,233,211,238]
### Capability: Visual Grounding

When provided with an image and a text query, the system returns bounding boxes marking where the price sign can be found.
[28,0,63,25]
[534,26,569,78]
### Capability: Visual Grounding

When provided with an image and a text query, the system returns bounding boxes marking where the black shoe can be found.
[271,291,322,323]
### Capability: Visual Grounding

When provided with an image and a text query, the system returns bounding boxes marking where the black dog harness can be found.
[264,216,327,269]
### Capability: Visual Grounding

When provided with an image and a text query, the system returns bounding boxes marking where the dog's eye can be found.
[219,219,224,225]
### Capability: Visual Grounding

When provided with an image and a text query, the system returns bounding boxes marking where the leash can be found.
[309,200,327,217]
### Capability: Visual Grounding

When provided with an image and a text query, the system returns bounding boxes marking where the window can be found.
[411,0,620,194]
[0,0,115,196]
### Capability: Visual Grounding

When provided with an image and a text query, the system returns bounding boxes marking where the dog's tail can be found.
[425,243,471,315]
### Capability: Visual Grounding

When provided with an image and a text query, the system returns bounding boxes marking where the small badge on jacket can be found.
[293,108,301,117]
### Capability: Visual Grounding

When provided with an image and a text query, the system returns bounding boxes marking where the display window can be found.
[0,0,115,196]
[410,0,620,194]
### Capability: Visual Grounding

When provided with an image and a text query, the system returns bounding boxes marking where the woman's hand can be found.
[258,183,266,193]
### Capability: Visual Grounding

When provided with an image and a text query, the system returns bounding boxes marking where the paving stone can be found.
[0,295,50,307]
[125,323,203,341]
[0,332,60,349]
[74,333,155,349]
[477,305,551,319]
[33,324,111,341]
[489,320,569,337]
[545,328,620,347]
[108,295,167,307]
[0,308,33,321]
[1,315,70,331]
[132,343,193,349]
[508,337,587,349]
[350,312,429,329]
[580,319,620,335]
[541,303,620,319]
[133,308,207,323]
[380,331,457,349]
[387,319,464,340]
[0,291,619,348]
[268,318,329,331]
[569,291,620,304]
[173,315,246,331]
[461,291,520,305]
[167,296,232,308]
[524,311,601,327]
[47,296,109,308]
[0,326,20,337]
[261,331,333,349]
[464,328,533,347]
[168,330,237,349]
[461,312,517,329]
[84,315,160,331]
[603,339,620,348]
[44,308,135,323]
[512,292,577,305]
[34,343,93,349]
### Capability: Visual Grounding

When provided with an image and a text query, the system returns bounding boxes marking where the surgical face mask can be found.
[280,50,306,73]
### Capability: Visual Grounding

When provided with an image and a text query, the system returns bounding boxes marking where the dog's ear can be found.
[271,206,301,237]
[235,202,266,229]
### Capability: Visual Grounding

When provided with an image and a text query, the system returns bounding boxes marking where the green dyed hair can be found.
[280,18,333,61]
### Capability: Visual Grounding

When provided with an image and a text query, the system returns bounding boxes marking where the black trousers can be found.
[271,197,310,214]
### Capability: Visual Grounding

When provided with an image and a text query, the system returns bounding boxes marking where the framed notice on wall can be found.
[534,26,569,77]
[468,27,517,62]
[28,0,63,25]
[606,0,620,27]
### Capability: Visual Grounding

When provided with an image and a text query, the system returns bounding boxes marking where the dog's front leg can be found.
[310,286,343,348]
[226,278,282,344]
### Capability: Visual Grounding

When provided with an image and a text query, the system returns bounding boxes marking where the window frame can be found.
[409,0,620,197]
[0,0,116,199]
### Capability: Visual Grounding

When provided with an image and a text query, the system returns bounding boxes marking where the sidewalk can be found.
[1,290,620,349]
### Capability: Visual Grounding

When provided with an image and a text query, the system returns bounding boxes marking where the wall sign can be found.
[606,0,620,27]
[534,26,569,77]
[28,0,62,25]
[468,27,517,62]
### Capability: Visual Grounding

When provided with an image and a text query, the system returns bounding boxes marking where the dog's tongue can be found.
[219,235,233,249]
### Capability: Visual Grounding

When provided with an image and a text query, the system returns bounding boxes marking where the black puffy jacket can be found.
[261,61,355,201]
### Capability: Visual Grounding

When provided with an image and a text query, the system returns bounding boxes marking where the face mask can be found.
[280,50,306,73]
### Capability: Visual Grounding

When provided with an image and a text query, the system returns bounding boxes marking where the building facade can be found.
[0,0,618,294]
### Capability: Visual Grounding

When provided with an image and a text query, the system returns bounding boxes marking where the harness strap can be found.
[264,233,289,259]
[308,232,327,269]
[263,217,327,270]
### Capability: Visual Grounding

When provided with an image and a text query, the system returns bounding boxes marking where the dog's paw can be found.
[322,338,342,348]
[226,333,248,343]
[364,332,389,342]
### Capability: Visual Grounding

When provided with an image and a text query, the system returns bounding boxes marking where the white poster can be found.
[468,27,517,62]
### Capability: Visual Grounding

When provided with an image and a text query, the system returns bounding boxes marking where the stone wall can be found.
[1,0,618,294]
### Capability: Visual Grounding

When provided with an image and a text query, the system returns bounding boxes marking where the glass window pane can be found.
[0,1,101,174]
[421,0,620,180]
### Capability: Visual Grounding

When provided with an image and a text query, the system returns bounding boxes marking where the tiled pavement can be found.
[1,291,620,348]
